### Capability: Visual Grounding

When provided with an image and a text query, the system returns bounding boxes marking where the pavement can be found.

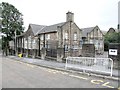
[5,55,120,81]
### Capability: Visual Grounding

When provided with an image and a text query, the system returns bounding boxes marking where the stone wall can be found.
[82,44,95,57]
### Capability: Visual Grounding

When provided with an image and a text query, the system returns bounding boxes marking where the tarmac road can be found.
[2,56,119,88]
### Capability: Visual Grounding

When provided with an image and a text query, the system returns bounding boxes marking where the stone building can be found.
[107,27,119,35]
[37,12,82,61]
[16,24,46,58]
[10,11,105,61]
[15,12,82,61]
[81,26,104,54]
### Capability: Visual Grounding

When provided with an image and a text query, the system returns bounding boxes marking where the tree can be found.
[0,2,24,56]
[0,38,2,50]
[104,32,120,51]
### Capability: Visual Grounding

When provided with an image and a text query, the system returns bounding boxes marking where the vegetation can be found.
[0,2,24,56]
[104,32,120,51]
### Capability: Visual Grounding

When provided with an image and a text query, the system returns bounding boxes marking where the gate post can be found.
[57,48,64,62]
[32,49,36,58]
[108,43,120,69]
[41,47,46,60]
[110,58,113,76]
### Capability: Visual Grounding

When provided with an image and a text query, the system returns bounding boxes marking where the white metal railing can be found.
[65,57,113,76]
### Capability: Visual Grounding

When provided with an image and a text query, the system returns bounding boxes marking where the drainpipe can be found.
[43,33,45,48]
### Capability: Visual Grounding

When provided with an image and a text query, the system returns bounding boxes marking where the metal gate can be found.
[65,57,113,76]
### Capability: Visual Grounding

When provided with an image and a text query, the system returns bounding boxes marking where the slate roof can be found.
[81,27,95,37]
[38,22,65,34]
[29,24,46,35]
[20,22,66,37]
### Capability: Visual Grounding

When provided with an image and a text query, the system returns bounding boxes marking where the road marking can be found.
[26,63,34,68]
[18,62,115,89]
[45,69,69,75]
[102,82,114,88]
[44,68,69,75]
[69,74,88,80]
[46,69,56,73]
[91,80,114,88]
[91,80,103,84]
[59,71,68,75]
[48,70,59,74]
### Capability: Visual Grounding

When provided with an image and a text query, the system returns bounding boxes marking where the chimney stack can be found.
[66,11,74,22]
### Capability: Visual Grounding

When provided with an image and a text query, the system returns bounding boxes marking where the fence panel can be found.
[65,57,113,76]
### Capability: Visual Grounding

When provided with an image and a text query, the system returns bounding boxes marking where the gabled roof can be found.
[81,27,95,37]
[107,27,119,34]
[38,22,65,34]
[29,24,46,35]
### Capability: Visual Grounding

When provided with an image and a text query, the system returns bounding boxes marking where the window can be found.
[95,40,99,50]
[33,39,36,43]
[64,45,69,51]
[47,34,50,40]
[80,40,83,49]
[73,45,78,50]
[65,32,68,39]
[99,41,103,48]
[74,32,77,40]
[89,40,93,44]
[41,35,43,40]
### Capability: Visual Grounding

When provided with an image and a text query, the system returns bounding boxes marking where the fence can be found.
[65,57,113,76]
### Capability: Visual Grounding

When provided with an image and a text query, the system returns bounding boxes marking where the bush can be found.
[104,32,120,51]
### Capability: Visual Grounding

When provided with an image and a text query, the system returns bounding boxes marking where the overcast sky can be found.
[1,0,119,31]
